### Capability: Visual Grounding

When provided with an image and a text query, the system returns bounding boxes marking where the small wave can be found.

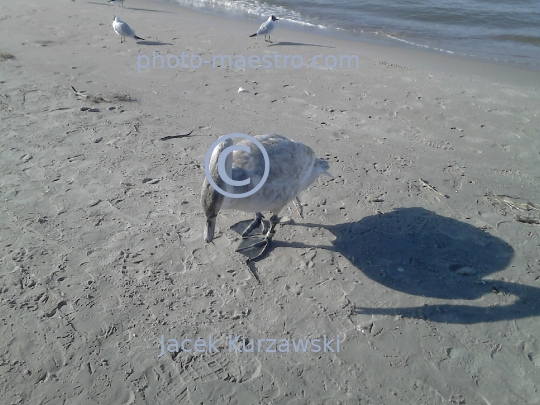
[172,0,322,28]
[493,35,540,46]
[383,34,462,55]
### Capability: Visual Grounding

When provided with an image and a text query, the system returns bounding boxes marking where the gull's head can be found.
[113,16,120,22]
[201,188,223,243]
[271,15,279,22]
[200,137,233,243]
[203,213,217,243]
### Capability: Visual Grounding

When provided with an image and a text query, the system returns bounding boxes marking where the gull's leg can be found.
[264,214,279,242]
[293,196,304,218]
[241,212,264,238]
[239,215,278,248]
[260,217,269,234]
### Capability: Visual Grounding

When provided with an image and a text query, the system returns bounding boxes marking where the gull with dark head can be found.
[201,134,331,258]
[112,16,144,43]
[249,15,279,43]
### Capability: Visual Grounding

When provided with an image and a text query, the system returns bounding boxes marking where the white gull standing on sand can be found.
[201,134,331,257]
[112,16,144,43]
[249,15,279,43]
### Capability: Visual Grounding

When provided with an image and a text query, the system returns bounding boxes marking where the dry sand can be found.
[1,0,540,403]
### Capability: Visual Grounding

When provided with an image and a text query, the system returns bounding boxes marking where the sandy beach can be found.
[1,0,540,403]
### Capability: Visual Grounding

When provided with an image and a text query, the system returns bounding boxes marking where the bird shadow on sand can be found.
[137,40,174,46]
[87,2,175,13]
[233,207,540,324]
[267,41,334,48]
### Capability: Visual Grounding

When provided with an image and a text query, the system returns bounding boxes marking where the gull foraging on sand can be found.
[112,16,144,43]
[249,15,279,43]
[202,134,332,259]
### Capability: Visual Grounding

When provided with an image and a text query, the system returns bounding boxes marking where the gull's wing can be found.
[257,21,273,36]
[118,21,136,37]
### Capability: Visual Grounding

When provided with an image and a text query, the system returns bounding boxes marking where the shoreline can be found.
[151,0,540,88]
[155,0,540,74]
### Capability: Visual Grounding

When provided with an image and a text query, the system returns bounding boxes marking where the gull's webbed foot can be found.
[235,214,279,260]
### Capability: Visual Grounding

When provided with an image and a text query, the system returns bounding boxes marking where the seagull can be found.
[109,0,124,6]
[112,16,144,43]
[249,15,279,43]
[201,134,332,259]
